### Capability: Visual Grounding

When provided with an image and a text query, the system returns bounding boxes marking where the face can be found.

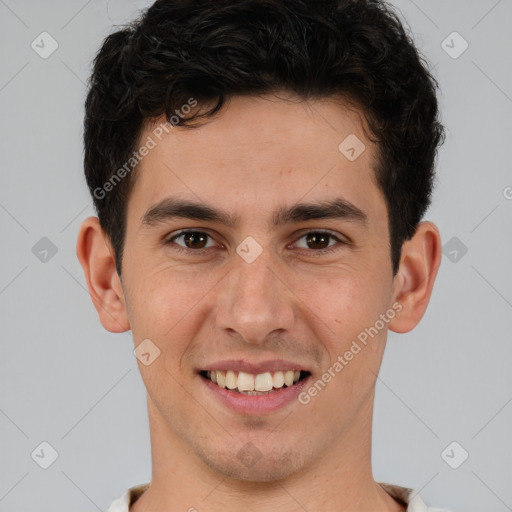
[112,93,401,480]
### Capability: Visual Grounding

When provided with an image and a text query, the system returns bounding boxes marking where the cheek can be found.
[294,264,392,395]
[126,268,206,405]
[125,264,219,352]
[296,273,390,420]
[297,264,389,334]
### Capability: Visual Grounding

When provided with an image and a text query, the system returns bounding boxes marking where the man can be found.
[76,0,450,510]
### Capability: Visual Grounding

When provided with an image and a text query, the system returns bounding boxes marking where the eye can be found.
[166,230,218,252]
[164,229,348,256]
[293,230,346,253]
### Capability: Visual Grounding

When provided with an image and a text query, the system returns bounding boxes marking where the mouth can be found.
[199,369,311,395]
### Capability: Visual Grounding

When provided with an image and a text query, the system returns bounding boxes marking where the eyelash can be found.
[164,229,348,256]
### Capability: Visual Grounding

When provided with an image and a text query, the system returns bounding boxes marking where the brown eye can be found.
[305,232,332,250]
[183,232,208,249]
[167,230,216,251]
[294,231,342,251]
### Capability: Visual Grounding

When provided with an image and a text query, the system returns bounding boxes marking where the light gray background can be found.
[1,1,511,511]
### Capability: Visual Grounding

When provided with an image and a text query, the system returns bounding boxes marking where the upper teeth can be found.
[206,370,301,392]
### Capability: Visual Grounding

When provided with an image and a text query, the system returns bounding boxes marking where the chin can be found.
[201,445,306,483]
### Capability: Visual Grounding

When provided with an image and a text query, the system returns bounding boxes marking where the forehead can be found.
[127,93,384,230]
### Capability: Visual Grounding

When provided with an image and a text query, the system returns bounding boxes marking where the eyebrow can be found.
[140,196,368,230]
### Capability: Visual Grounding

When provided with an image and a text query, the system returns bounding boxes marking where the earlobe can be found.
[389,221,442,334]
[76,216,130,333]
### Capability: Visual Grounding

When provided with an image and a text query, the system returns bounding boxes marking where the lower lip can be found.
[200,374,312,415]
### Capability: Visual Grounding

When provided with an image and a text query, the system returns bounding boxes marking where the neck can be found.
[131,396,405,512]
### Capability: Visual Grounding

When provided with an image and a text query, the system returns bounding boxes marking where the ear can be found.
[76,216,130,333]
[388,221,442,333]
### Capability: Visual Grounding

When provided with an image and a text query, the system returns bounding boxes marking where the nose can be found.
[215,249,295,345]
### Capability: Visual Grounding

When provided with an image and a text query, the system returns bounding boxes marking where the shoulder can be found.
[378,482,453,512]
[106,483,150,512]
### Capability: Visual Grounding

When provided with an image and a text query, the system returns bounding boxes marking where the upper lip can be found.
[200,359,311,374]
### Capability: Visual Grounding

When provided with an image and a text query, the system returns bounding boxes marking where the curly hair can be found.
[83,0,445,276]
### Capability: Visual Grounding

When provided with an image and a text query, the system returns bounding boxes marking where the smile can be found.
[201,370,310,395]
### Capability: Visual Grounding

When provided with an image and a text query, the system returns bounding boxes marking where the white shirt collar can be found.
[106,481,450,511]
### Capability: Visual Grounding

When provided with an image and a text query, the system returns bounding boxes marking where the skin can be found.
[77,92,441,512]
